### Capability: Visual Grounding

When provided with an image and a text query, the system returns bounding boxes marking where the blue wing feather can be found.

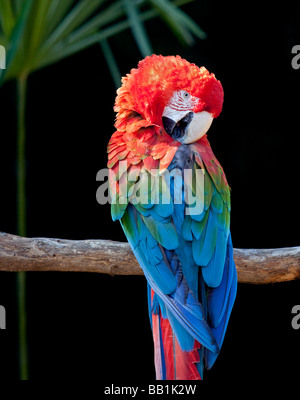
[116,145,236,376]
[204,234,237,369]
[207,233,236,327]
[205,266,237,369]
[202,228,228,287]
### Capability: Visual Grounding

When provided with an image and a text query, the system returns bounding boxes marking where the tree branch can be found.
[0,232,299,284]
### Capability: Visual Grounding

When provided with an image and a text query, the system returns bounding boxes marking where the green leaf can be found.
[150,0,206,45]
[0,0,33,85]
[43,0,75,39]
[60,1,124,49]
[123,0,153,57]
[32,0,201,72]
[25,0,52,62]
[100,38,121,88]
[2,0,205,82]
[169,2,207,39]
[149,0,193,45]
[0,0,16,38]
[32,20,132,71]
[0,34,8,46]
[40,0,107,55]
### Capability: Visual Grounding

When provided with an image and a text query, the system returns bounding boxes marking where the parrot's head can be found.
[115,54,224,144]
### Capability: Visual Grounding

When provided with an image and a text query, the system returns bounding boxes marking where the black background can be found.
[0,0,299,382]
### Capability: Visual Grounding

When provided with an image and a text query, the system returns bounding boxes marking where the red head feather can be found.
[109,55,224,174]
[114,54,224,126]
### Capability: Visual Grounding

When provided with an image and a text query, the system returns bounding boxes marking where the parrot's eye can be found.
[183,91,190,99]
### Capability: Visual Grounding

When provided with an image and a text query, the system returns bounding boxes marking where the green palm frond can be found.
[123,0,153,56]
[0,0,205,84]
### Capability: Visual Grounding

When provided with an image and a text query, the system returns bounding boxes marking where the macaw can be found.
[107,55,237,380]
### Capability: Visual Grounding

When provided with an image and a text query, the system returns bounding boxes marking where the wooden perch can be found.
[0,232,299,284]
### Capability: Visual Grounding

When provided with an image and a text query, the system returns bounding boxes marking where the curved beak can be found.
[162,111,213,144]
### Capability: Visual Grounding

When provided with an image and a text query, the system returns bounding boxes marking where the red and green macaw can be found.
[107,55,237,380]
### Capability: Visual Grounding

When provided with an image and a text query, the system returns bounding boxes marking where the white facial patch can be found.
[162,107,188,126]
[162,90,213,144]
[162,90,198,123]
[180,111,213,144]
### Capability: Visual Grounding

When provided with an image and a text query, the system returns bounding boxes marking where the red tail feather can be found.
[151,290,201,380]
